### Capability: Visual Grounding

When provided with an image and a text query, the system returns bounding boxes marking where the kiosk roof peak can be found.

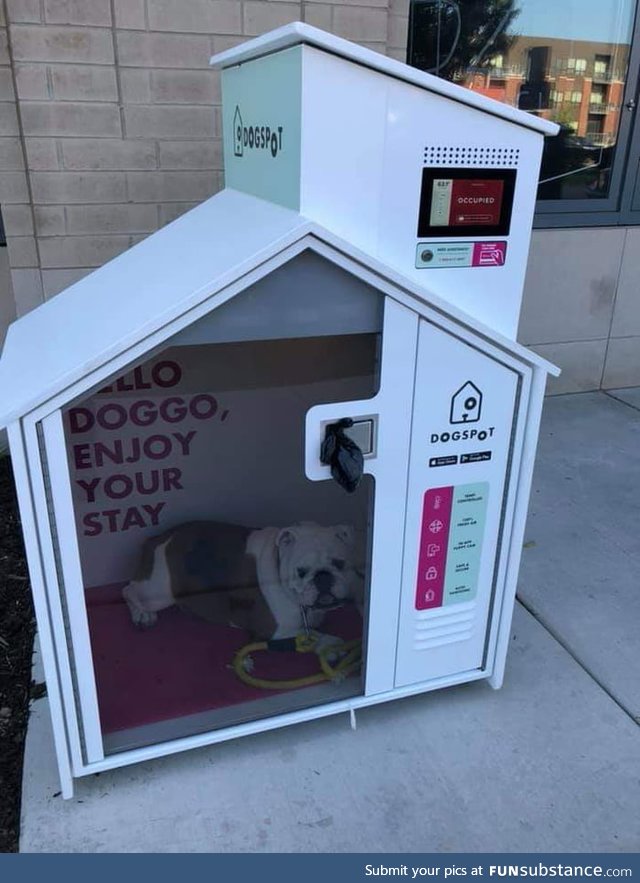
[210,22,559,138]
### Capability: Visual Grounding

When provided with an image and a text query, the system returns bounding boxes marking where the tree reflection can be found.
[407,0,629,201]
[408,0,520,80]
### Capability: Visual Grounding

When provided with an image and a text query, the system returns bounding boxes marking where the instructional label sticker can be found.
[416,241,507,269]
[415,487,453,610]
[415,482,489,610]
[472,241,507,267]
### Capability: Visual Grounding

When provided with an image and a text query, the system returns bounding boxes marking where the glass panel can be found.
[61,252,383,753]
[407,0,637,200]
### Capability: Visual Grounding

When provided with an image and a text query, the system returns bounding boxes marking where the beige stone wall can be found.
[0,0,409,327]
[520,227,640,393]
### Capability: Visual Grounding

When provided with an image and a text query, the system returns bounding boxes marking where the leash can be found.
[232,631,362,690]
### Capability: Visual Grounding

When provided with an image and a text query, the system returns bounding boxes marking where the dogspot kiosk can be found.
[0,24,559,798]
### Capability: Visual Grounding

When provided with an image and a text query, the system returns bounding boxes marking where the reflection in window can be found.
[594,54,612,76]
[407,0,636,201]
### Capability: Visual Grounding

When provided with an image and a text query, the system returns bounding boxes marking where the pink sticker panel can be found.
[472,241,507,267]
[415,486,453,610]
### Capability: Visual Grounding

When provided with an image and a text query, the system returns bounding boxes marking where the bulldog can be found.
[122,520,362,640]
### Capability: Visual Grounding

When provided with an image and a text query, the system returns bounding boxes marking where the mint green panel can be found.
[221,46,302,211]
[444,482,489,605]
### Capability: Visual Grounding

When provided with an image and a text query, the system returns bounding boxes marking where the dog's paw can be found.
[131,609,158,629]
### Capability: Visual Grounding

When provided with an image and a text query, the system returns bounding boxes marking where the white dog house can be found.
[0,24,558,798]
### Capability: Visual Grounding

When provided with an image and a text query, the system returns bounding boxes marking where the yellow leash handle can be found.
[232,634,362,691]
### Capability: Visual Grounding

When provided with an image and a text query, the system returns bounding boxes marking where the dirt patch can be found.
[0,455,36,853]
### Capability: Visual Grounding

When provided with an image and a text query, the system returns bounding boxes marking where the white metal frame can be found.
[305,297,420,696]
[480,367,531,683]
[60,668,490,779]
[21,417,91,776]
[39,412,104,762]
[7,421,75,799]
[14,232,550,792]
[488,365,547,689]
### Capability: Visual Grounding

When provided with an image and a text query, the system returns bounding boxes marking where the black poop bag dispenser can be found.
[320,418,364,494]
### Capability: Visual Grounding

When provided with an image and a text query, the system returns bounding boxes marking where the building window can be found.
[594,54,612,77]
[407,0,640,227]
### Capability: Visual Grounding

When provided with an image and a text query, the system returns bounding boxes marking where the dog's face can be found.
[276,523,355,611]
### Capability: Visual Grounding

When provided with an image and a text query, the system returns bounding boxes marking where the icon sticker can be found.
[416,487,453,611]
[450,381,482,424]
[416,484,488,611]
[472,241,507,267]
[233,106,243,157]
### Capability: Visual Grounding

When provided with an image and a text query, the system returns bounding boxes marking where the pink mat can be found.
[86,584,362,734]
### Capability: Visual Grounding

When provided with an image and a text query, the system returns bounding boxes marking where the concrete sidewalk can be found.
[19,391,640,853]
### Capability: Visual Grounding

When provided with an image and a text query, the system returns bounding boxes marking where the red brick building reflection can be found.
[461,36,628,148]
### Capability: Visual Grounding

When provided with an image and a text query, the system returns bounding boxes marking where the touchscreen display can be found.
[418,168,516,238]
[430,178,504,227]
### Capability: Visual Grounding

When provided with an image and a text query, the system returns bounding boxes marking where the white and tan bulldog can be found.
[122,521,362,640]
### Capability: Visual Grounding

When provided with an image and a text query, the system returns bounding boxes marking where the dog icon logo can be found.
[233,106,243,157]
[450,381,482,424]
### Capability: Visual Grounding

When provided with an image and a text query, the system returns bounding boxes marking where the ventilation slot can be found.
[413,601,476,650]
[423,146,520,168]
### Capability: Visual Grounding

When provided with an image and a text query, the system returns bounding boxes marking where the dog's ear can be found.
[334,525,354,546]
[276,528,296,550]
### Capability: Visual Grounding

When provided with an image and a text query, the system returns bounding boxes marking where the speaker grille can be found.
[424,145,520,167]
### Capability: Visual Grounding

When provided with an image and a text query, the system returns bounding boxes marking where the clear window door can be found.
[59,252,388,754]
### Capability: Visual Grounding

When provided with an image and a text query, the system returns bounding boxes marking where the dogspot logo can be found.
[233,105,284,158]
[450,381,482,424]
[430,426,495,444]
[430,381,493,444]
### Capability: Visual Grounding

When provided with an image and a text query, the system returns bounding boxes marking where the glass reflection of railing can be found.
[592,70,620,83]
[588,101,620,114]
[467,64,525,79]
[586,132,616,147]
[552,63,625,82]
[552,61,588,75]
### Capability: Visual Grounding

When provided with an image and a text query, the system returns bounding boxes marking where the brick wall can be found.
[0,0,408,323]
